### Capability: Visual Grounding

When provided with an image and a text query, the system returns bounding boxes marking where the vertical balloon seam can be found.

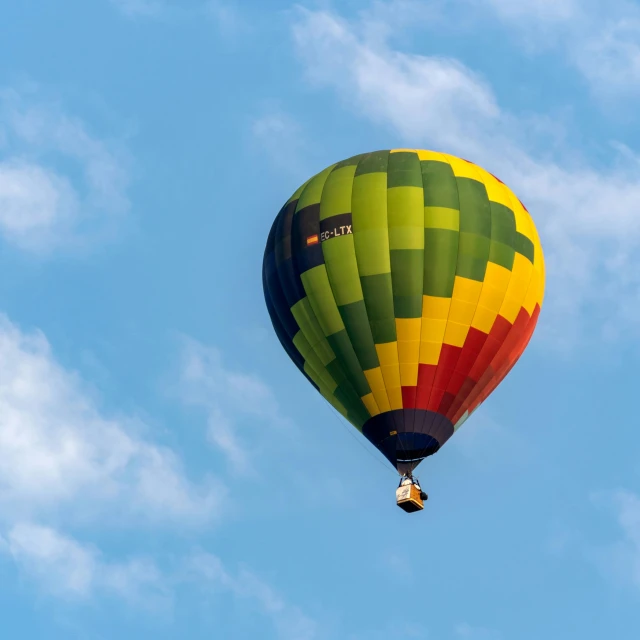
[377,151,403,440]
[446,170,516,426]
[429,157,490,443]
[402,151,428,465]
[323,155,381,418]
[263,207,330,405]
[325,158,380,428]
[292,169,356,408]
[483,187,539,403]
[382,151,409,458]
[344,151,413,467]
[360,150,406,463]
[486,306,539,404]
[388,151,419,467]
[317,155,378,426]
[403,149,433,470]
[471,187,539,411]
[411,154,441,459]
[295,163,370,430]
[481,186,537,411]
[392,150,426,458]
[423,155,461,445]
[343,151,384,416]
[411,150,427,455]
[308,165,349,415]
[416,154,440,466]
[385,151,408,463]
[421,154,465,458]
[288,168,358,422]
[448,172,521,427]
[419,155,445,455]
[399,150,419,467]
[264,283,303,378]
[263,212,303,374]
[380,150,403,457]
[452,185,537,425]
[350,152,392,417]
[355,151,406,462]
[413,152,457,465]
[351,151,408,470]
[317,189,374,427]
[473,298,538,412]
[436,158,494,432]
[267,196,327,395]
[423,153,460,447]
[459,166,517,425]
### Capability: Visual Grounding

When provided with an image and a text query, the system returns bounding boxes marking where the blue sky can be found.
[0,0,639,638]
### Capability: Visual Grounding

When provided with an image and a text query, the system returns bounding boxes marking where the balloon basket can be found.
[396,481,425,513]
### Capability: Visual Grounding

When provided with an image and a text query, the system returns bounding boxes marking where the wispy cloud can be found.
[188,552,318,640]
[0,314,224,527]
[455,0,640,95]
[568,13,640,95]
[0,313,231,608]
[3,521,324,625]
[0,87,130,254]
[291,7,640,346]
[178,337,287,474]
[0,161,79,249]
[3,523,169,607]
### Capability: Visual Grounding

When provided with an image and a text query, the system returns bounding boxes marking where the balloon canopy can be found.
[262,149,545,475]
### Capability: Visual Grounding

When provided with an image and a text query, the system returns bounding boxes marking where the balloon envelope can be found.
[262,149,545,475]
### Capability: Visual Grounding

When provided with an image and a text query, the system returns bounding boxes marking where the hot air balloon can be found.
[262,149,544,512]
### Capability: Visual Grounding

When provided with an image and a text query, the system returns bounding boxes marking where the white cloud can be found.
[4,523,168,606]
[293,10,499,155]
[7,524,95,597]
[0,161,79,247]
[0,88,130,254]
[0,314,223,526]
[291,8,640,345]
[189,552,318,640]
[0,314,232,607]
[571,16,640,92]
[5,524,318,624]
[454,0,640,94]
[179,337,287,473]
